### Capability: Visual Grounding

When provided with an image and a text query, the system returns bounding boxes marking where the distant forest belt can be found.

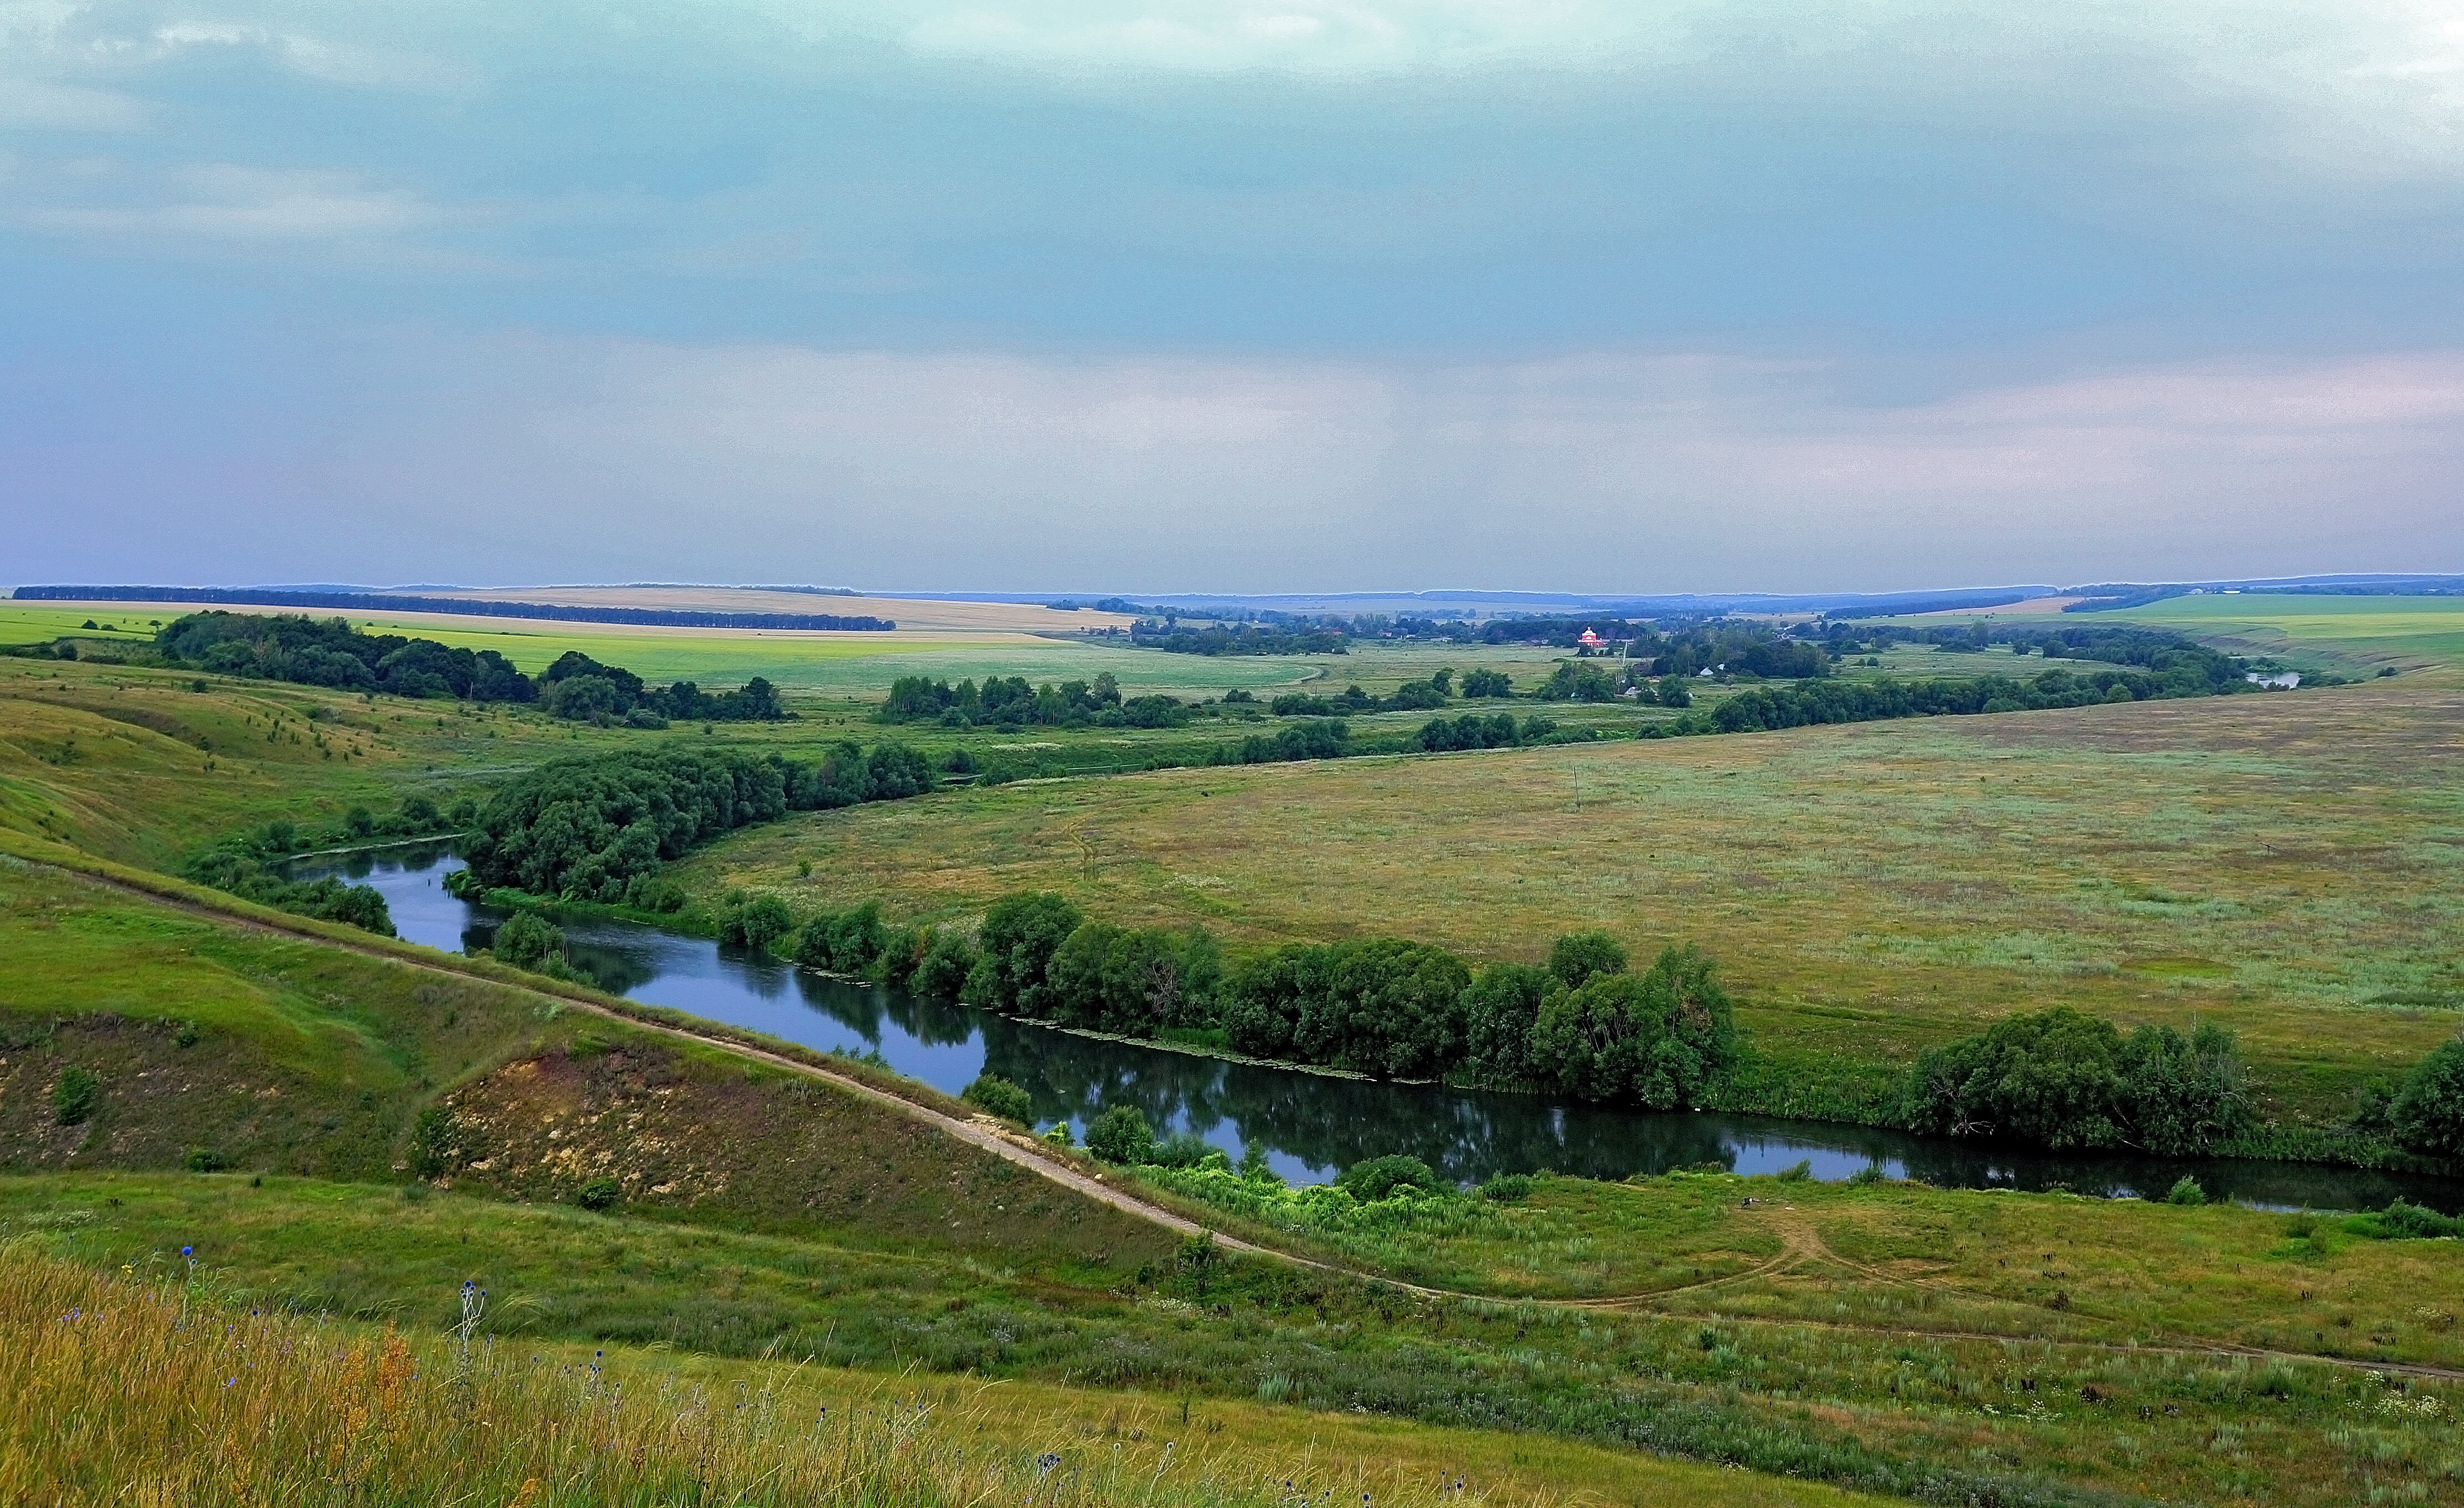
[14,586,896,633]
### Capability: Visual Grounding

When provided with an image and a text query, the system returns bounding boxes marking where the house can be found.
[1578,629,1603,648]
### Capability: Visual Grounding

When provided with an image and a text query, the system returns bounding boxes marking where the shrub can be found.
[960,1073,1034,1126]
[2164,1176,2207,1206]
[2392,1038,2464,1159]
[795,903,886,972]
[909,929,979,1000]
[1774,1159,1813,1182]
[184,1147,229,1173]
[1480,1173,1534,1202]
[490,911,567,972]
[1902,1007,2246,1153]
[1529,944,1736,1108]
[719,894,796,954]
[1338,1155,1442,1201]
[408,1105,460,1180]
[51,1066,97,1126]
[1848,1162,1886,1185]
[575,1176,620,1211]
[2370,1198,2464,1239]
[960,892,1084,1016]
[1084,1104,1155,1164]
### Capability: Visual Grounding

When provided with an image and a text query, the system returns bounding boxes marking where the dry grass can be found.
[0,1238,1887,1508]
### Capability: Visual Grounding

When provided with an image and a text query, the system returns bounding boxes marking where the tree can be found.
[2393,1038,2464,1158]
[961,892,1084,1015]
[1530,944,1735,1107]
[721,894,795,953]
[1085,1104,1155,1163]
[1547,931,1628,990]
[1459,961,1553,1087]
[491,911,566,972]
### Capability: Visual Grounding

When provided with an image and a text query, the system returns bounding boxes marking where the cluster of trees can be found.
[1662,665,2224,738]
[1130,622,1350,656]
[118,613,789,725]
[534,651,785,727]
[1899,1007,2249,1155]
[155,613,538,701]
[460,742,933,902]
[1212,719,1351,765]
[934,895,1738,1106]
[2355,1038,2464,1161]
[879,672,1188,729]
[179,789,486,933]
[1268,671,1468,717]
[1412,713,1563,752]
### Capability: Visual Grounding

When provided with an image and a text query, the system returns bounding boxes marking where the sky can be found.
[4,1,2462,594]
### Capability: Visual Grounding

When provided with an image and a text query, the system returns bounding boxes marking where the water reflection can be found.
[297,842,2464,1212]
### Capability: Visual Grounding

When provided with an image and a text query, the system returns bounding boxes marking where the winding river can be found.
[304,842,2461,1211]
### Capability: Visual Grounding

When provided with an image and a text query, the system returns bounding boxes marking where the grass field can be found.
[2096,593,2464,676]
[685,673,2464,1124]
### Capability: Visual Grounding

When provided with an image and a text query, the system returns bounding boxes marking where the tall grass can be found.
[0,1242,1503,1508]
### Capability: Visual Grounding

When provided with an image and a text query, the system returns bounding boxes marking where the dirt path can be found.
[35,852,2464,1387]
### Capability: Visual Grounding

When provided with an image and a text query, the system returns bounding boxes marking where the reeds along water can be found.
[0,1241,1510,1507]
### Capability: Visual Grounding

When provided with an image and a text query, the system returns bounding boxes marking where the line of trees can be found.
[73,613,793,726]
[1659,664,2234,738]
[879,673,1189,729]
[1899,1006,2250,1156]
[1129,622,1350,655]
[459,742,934,903]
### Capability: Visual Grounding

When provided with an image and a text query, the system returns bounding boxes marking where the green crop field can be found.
[2091,593,2464,675]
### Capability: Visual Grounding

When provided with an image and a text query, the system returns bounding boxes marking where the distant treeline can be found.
[16,585,893,631]
[1658,663,2237,737]
[13,612,789,727]
[459,744,935,903]
[1129,622,1351,655]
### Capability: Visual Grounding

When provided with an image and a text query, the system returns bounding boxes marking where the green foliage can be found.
[1847,1162,1885,1185]
[2360,1197,2464,1238]
[157,611,538,702]
[960,1073,1035,1126]
[180,849,395,935]
[464,744,933,902]
[2391,1037,2464,1158]
[910,929,979,1000]
[721,895,796,954]
[1457,962,1552,1088]
[1529,945,1737,1108]
[184,1146,229,1173]
[1902,1007,2249,1153]
[51,1065,98,1126]
[1042,921,1222,1037]
[1083,1104,1155,1164]
[575,1175,620,1211]
[489,911,567,973]
[961,893,1084,1017]
[1480,1173,1533,1202]
[1546,930,1628,990]
[2164,1176,2206,1206]
[1336,1155,1441,1201]
[1775,1159,1813,1182]
[1223,938,1471,1079]
[407,1105,460,1180]
[788,902,883,971]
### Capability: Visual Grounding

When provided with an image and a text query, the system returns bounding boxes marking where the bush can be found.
[1775,1159,1813,1182]
[960,1073,1035,1126]
[909,929,978,1000]
[2392,1038,2464,1159]
[408,1105,460,1179]
[1150,1131,1215,1169]
[575,1176,620,1211]
[1529,944,1736,1107]
[960,893,1084,1016]
[2369,1198,2464,1239]
[794,902,886,972]
[1084,1104,1155,1164]
[1902,1007,2247,1153]
[1480,1173,1534,1202]
[1338,1155,1441,1201]
[719,894,795,954]
[490,911,567,972]
[51,1066,97,1126]
[2164,1176,2207,1206]
[184,1146,229,1173]
[1045,920,1222,1037]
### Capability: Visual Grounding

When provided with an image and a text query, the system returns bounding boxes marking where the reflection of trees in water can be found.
[791,973,978,1048]
[561,943,662,998]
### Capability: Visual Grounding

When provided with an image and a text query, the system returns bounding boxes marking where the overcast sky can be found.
[5,1,2462,593]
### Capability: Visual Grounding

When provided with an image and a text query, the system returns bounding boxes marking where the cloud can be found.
[36,330,2426,592]
[23,163,442,240]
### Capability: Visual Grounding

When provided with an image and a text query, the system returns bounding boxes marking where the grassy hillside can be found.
[2089,593,2464,677]
[681,675,2464,1124]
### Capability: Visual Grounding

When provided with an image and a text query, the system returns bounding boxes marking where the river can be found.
[302,842,2460,1211]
